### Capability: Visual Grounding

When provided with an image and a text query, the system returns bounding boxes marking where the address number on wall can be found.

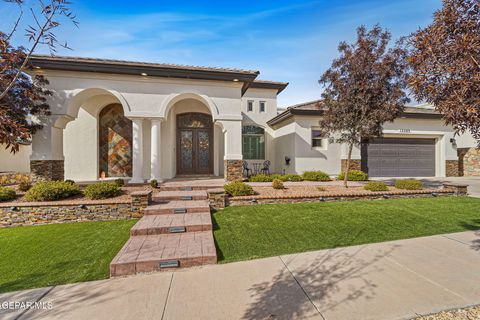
[399,129,411,133]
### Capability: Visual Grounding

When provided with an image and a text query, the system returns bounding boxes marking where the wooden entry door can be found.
[176,113,213,175]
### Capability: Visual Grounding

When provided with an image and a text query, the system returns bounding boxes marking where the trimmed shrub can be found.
[64,179,75,185]
[395,179,423,190]
[249,174,274,182]
[316,186,326,192]
[272,179,284,189]
[364,181,389,192]
[150,179,158,188]
[18,181,32,192]
[84,182,121,200]
[302,171,331,181]
[224,181,254,196]
[269,174,284,181]
[25,181,81,201]
[338,170,369,181]
[114,178,125,187]
[282,174,303,182]
[0,187,16,202]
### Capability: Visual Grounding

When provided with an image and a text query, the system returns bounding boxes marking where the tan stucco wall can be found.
[0,144,31,173]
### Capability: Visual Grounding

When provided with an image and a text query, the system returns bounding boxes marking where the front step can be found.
[159,185,218,191]
[153,190,208,201]
[144,200,210,215]
[110,231,217,277]
[130,212,212,236]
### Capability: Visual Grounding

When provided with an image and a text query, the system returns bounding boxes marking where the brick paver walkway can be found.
[110,186,216,277]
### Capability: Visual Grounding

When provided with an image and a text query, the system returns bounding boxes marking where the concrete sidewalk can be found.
[1,231,479,320]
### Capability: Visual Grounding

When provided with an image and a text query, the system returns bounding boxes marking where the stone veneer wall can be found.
[458,148,480,176]
[0,191,151,227]
[208,189,226,210]
[30,160,64,181]
[224,160,243,181]
[445,160,459,177]
[229,190,456,206]
[340,159,362,172]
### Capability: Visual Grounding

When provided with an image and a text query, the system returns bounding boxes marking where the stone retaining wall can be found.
[228,189,457,206]
[0,191,152,227]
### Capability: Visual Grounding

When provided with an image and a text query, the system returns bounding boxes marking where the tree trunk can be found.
[344,143,354,188]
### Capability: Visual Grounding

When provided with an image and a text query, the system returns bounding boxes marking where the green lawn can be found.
[213,197,480,263]
[0,220,136,293]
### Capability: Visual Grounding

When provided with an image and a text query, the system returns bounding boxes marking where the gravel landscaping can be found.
[412,305,480,320]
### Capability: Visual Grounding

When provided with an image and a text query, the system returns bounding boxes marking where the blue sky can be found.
[1,0,441,107]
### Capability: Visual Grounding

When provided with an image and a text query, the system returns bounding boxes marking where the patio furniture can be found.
[242,161,251,177]
[253,162,262,175]
[260,160,271,175]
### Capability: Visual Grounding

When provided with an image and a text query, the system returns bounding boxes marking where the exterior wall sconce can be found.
[450,138,456,145]
[285,156,291,166]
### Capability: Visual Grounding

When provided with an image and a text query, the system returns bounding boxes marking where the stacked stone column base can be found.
[30,160,65,181]
[224,160,243,181]
[340,159,362,172]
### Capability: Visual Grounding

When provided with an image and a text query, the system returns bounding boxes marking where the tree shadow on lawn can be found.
[459,219,480,251]
[242,239,398,320]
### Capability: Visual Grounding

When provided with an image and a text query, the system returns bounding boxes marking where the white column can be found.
[130,118,144,183]
[150,118,162,181]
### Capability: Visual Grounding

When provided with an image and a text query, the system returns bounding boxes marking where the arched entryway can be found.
[99,104,133,177]
[176,112,214,175]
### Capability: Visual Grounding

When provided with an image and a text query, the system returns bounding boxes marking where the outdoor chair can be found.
[260,160,271,175]
[242,161,251,177]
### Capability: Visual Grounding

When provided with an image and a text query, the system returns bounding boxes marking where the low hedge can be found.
[364,181,389,192]
[249,174,303,182]
[84,182,122,200]
[338,170,369,181]
[282,174,303,182]
[395,179,423,190]
[25,181,81,202]
[224,181,254,196]
[249,174,274,182]
[302,171,331,181]
[0,187,16,202]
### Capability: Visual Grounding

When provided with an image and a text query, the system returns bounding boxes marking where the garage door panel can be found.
[363,138,435,177]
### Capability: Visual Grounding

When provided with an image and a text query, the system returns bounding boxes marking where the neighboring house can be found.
[0,55,478,181]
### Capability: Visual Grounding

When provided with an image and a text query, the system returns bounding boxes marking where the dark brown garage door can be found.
[361,138,436,177]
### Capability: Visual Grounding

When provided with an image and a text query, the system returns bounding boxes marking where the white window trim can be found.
[311,128,328,150]
[247,100,254,112]
[259,101,266,113]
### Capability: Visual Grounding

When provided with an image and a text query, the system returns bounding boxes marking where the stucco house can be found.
[1,55,479,182]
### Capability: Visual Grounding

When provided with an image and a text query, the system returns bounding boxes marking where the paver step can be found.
[159,185,217,191]
[153,190,208,201]
[144,200,210,215]
[110,231,217,277]
[130,212,212,236]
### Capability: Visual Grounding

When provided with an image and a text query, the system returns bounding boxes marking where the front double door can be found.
[176,113,213,175]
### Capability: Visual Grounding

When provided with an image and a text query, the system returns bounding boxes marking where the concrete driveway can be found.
[1,231,480,320]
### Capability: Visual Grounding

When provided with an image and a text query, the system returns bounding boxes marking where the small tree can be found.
[407,0,480,142]
[319,25,409,187]
[0,0,78,152]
